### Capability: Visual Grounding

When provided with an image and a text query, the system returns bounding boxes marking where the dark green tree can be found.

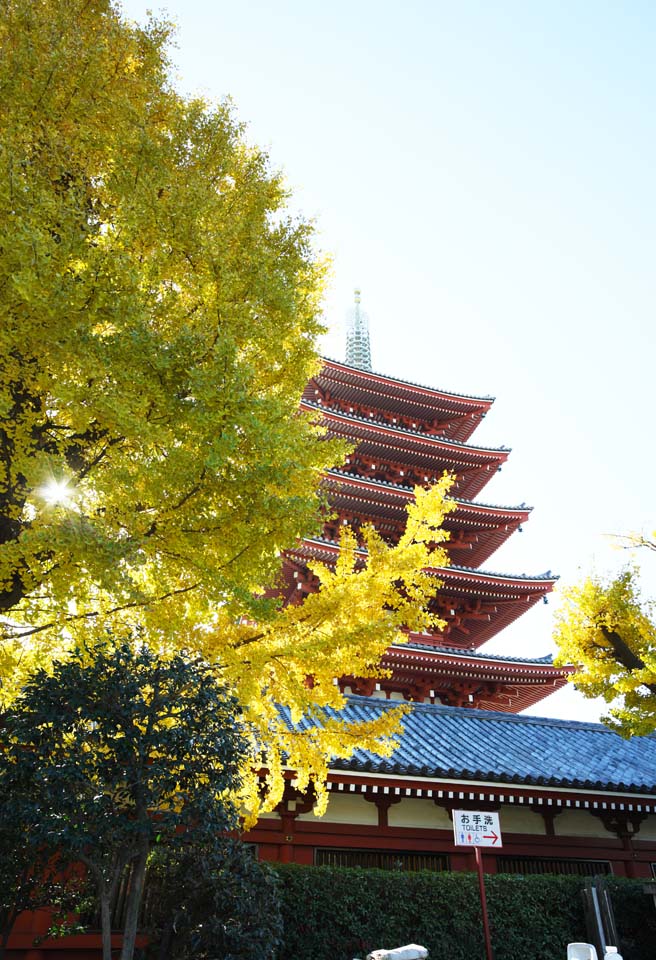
[0,642,251,960]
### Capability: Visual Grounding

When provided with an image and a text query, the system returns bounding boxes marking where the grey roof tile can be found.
[285,697,656,793]
[396,641,554,665]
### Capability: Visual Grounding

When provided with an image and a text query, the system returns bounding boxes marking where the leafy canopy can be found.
[555,530,656,737]
[0,0,335,688]
[0,0,456,804]
[212,478,455,813]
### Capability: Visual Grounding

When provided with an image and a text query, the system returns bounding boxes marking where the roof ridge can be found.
[343,693,636,734]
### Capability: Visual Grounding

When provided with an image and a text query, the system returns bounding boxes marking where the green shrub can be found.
[606,878,656,960]
[273,865,656,960]
[145,839,283,960]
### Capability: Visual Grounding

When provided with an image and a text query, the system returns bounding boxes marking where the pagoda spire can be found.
[345,289,372,370]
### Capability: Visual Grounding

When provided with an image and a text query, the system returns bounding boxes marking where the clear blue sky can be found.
[119,0,656,722]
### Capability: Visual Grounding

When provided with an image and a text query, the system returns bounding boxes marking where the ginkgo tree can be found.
[0,0,336,689]
[555,530,656,738]
[0,0,455,807]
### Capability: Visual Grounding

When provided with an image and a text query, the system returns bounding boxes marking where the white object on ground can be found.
[366,945,428,960]
[567,945,597,960]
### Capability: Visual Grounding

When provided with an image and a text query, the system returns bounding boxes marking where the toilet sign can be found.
[453,810,503,848]
[452,812,502,960]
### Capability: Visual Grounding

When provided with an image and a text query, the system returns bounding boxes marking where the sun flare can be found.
[40,478,75,508]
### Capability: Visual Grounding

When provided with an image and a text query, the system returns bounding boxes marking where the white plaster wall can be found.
[297,793,378,825]
[386,800,545,834]
[554,809,614,838]
[497,806,546,836]
[635,814,656,841]
[388,798,452,830]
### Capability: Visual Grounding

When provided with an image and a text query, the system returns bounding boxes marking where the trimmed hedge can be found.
[274,865,656,960]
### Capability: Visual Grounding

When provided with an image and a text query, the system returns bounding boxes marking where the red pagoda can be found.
[285,338,569,713]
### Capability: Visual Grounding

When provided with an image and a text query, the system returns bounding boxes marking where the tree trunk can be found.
[99,888,113,960]
[157,916,174,960]
[0,903,17,960]
[120,842,149,960]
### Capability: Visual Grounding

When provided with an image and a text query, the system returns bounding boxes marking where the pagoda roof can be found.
[308,361,492,445]
[300,697,656,795]
[322,469,532,567]
[316,357,494,406]
[423,565,557,648]
[303,401,508,500]
[380,643,572,713]
[400,640,554,664]
[288,536,554,590]
[286,539,556,649]
[443,507,530,568]
[323,468,530,514]
[428,563,556,587]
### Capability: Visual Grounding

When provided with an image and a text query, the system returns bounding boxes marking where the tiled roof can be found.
[289,697,656,793]
[293,536,555,585]
[397,641,554,665]
[320,357,495,403]
[442,563,556,582]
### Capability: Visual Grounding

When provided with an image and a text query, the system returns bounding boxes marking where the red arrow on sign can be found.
[483,832,499,844]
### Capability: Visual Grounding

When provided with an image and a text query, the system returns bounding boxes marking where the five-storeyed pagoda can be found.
[245,293,656,880]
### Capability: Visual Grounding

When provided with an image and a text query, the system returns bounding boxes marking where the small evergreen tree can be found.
[0,815,85,960]
[0,642,250,960]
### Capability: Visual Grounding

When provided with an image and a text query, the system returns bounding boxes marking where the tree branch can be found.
[599,625,656,695]
[3,583,201,641]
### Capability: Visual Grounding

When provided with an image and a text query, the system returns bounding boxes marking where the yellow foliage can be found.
[197,473,454,815]
[0,0,338,693]
[0,0,456,804]
[555,566,656,737]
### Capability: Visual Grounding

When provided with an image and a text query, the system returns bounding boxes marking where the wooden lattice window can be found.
[315,848,449,872]
[496,856,612,877]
